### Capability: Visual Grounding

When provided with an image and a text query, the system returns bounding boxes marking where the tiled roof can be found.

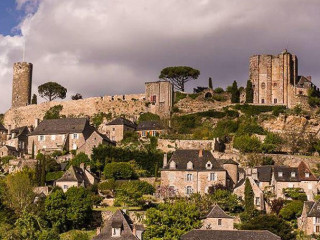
[180,230,281,240]
[305,201,320,217]
[136,121,164,131]
[162,150,224,171]
[30,118,91,136]
[107,117,136,129]
[217,159,239,165]
[11,126,29,138]
[207,205,233,219]
[93,210,138,240]
[256,166,273,182]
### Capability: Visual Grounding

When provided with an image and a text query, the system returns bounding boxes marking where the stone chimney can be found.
[80,163,85,171]
[7,125,12,140]
[34,118,40,128]
[163,153,168,167]
[199,149,203,158]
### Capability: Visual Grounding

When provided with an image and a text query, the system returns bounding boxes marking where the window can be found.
[38,135,45,141]
[51,135,56,140]
[112,128,116,132]
[209,173,216,181]
[273,83,277,87]
[261,99,265,104]
[305,172,310,178]
[218,219,222,225]
[151,95,157,103]
[169,161,176,169]
[186,186,193,195]
[64,185,68,190]
[261,82,266,89]
[187,161,193,170]
[255,197,261,206]
[317,217,320,224]
[186,174,193,181]
[291,172,296,177]
[278,172,283,177]
[73,134,79,139]
[72,144,77,150]
[112,228,121,237]
[274,98,277,104]
[152,131,157,137]
[206,161,212,170]
[317,226,320,233]
[142,131,146,137]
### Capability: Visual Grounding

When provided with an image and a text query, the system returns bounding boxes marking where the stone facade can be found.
[201,205,234,230]
[0,145,18,157]
[298,201,320,236]
[250,50,316,108]
[12,62,33,108]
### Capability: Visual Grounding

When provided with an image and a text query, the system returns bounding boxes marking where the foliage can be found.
[272,105,286,116]
[144,200,201,240]
[138,112,160,123]
[159,66,200,92]
[261,132,283,153]
[38,82,67,101]
[121,131,140,145]
[244,178,254,214]
[36,153,47,186]
[233,135,262,153]
[308,88,320,107]
[104,162,137,180]
[71,93,83,100]
[32,94,38,104]
[261,156,275,165]
[70,153,90,167]
[209,189,242,212]
[236,119,266,136]
[0,155,16,165]
[91,112,112,128]
[270,198,285,215]
[44,105,64,120]
[214,87,224,94]
[283,188,307,201]
[60,230,89,240]
[174,91,187,103]
[279,200,303,221]
[234,104,286,116]
[65,187,93,229]
[240,214,296,240]
[46,171,64,182]
[231,80,240,103]
[245,80,253,103]
[208,77,213,89]
[212,119,239,139]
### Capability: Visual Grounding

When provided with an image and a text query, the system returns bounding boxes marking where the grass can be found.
[60,230,96,240]
[93,206,142,212]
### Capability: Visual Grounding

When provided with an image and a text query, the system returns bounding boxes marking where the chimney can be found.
[34,118,40,128]
[199,149,203,157]
[163,153,168,167]
[7,125,12,140]
[80,163,85,171]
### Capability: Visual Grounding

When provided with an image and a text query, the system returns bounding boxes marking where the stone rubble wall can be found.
[157,139,222,152]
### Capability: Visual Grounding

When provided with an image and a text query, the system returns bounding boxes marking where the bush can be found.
[44,105,64,120]
[172,106,180,113]
[212,94,226,102]
[174,92,187,103]
[272,106,286,116]
[121,131,139,144]
[237,120,266,136]
[104,162,137,180]
[233,135,261,153]
[214,87,224,94]
[138,113,160,123]
[234,104,286,116]
[212,119,239,139]
[46,171,64,182]
[92,112,112,127]
[261,156,275,165]
[283,188,307,201]
[70,153,90,167]
[279,200,303,220]
[0,155,16,164]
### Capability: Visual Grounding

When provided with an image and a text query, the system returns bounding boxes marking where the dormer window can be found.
[112,228,121,237]
[278,172,283,177]
[187,161,193,170]
[305,172,310,178]
[169,161,176,169]
[206,161,212,170]
[291,172,296,178]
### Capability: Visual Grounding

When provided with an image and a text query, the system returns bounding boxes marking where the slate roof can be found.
[217,159,239,165]
[162,150,224,171]
[207,205,233,219]
[1,145,18,152]
[30,118,94,139]
[136,121,164,131]
[304,201,320,217]
[11,126,29,139]
[180,230,281,240]
[107,117,136,129]
[56,166,97,187]
[93,210,138,240]
[256,166,273,182]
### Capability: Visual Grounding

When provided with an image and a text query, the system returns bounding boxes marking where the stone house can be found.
[201,205,234,230]
[234,162,318,211]
[136,121,166,138]
[180,229,281,240]
[104,117,136,142]
[93,209,144,240]
[28,118,113,155]
[0,145,19,158]
[0,123,7,146]
[5,126,30,156]
[298,200,320,235]
[55,163,99,192]
[160,150,240,197]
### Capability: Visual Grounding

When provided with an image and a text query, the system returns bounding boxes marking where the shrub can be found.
[0,155,16,164]
[46,171,64,182]
[138,113,160,123]
[188,93,200,99]
[121,131,139,144]
[174,91,187,103]
[283,188,307,201]
[52,151,63,157]
[261,156,275,165]
[70,153,90,167]
[234,104,286,116]
[212,119,239,138]
[44,105,63,120]
[172,106,180,113]
[272,106,286,116]
[104,162,137,180]
[212,94,226,102]
[279,200,303,220]
[92,112,112,127]
[214,87,224,94]
[233,135,261,153]
[237,120,266,136]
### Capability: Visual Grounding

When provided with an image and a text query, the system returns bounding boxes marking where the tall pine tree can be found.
[244,178,254,214]
[245,80,253,103]
[231,80,240,103]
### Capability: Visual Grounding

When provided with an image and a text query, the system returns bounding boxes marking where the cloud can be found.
[0,0,320,112]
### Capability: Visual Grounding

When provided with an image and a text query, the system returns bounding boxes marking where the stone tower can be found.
[12,62,33,108]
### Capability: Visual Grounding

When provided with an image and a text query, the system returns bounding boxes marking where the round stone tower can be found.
[222,159,239,186]
[12,62,33,108]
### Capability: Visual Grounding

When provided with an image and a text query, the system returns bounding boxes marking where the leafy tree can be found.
[159,66,200,91]
[240,214,296,240]
[44,105,63,120]
[245,80,253,103]
[231,80,240,103]
[270,198,285,215]
[65,187,93,229]
[233,135,262,153]
[70,153,90,167]
[36,153,46,186]
[15,211,43,240]
[208,77,213,89]
[138,112,160,123]
[45,188,67,232]
[214,87,224,94]
[144,200,201,240]
[212,119,239,139]
[38,82,67,101]
[71,93,83,100]
[209,189,242,212]
[31,94,38,104]
[91,112,112,128]
[104,162,137,180]
[261,156,275,165]
[244,178,254,214]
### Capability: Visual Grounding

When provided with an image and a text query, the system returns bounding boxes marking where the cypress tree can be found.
[208,77,213,89]
[231,80,240,103]
[246,80,254,103]
[244,178,254,214]
[31,94,37,104]
[31,141,35,159]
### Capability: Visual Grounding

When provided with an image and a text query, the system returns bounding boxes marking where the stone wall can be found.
[157,139,223,152]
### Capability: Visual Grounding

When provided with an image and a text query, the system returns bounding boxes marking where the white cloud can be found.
[0,0,320,112]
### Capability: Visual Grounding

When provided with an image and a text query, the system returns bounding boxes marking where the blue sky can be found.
[0,0,22,36]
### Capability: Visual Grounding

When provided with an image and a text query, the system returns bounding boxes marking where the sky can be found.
[0,0,320,112]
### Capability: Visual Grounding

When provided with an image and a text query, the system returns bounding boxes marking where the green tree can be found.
[45,188,67,232]
[71,93,83,100]
[208,77,213,89]
[104,162,137,180]
[44,105,63,120]
[144,200,201,240]
[240,214,296,240]
[210,189,241,212]
[36,153,46,186]
[233,135,262,153]
[279,200,303,221]
[38,82,67,101]
[31,94,38,104]
[245,80,253,103]
[65,187,93,229]
[31,141,35,159]
[70,153,90,167]
[15,211,42,240]
[244,178,254,214]
[138,113,160,123]
[159,66,200,91]
[231,80,240,103]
